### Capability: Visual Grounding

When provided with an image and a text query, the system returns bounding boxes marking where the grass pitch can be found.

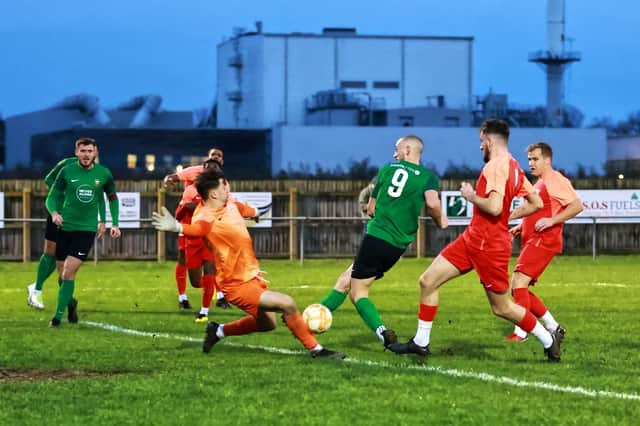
[1,256,639,425]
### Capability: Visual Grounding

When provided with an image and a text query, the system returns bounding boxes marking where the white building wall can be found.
[273,126,606,176]
[404,39,472,110]
[285,37,336,126]
[217,33,472,128]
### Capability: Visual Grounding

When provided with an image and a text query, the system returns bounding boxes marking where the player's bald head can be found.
[397,135,424,154]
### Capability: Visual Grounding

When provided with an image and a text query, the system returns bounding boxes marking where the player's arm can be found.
[45,168,67,225]
[152,207,214,236]
[424,189,448,229]
[103,174,121,238]
[535,197,583,232]
[163,173,181,188]
[358,186,371,216]
[97,189,107,239]
[234,200,258,219]
[366,196,376,217]
[460,182,504,216]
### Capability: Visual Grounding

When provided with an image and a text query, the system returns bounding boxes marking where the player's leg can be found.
[388,253,462,356]
[319,264,352,312]
[349,235,405,348]
[28,214,59,309]
[507,271,533,341]
[176,239,190,309]
[509,245,557,341]
[260,289,345,358]
[50,231,93,327]
[528,291,563,338]
[195,259,216,322]
[485,291,561,361]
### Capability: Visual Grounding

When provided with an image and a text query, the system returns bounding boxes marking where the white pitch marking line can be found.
[83,321,640,402]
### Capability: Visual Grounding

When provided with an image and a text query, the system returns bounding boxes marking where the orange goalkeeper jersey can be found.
[182,200,258,285]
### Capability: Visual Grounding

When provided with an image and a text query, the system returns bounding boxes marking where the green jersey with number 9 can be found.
[367,160,440,249]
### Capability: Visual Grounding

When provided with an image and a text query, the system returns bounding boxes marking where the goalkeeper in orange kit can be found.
[153,168,345,359]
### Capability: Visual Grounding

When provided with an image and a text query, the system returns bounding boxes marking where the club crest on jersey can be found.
[95,180,101,186]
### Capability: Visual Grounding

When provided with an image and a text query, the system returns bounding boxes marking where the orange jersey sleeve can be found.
[481,156,509,196]
[177,165,204,186]
[228,194,258,219]
[516,175,535,198]
[544,171,579,216]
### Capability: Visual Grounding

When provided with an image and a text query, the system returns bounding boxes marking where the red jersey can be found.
[175,184,201,224]
[521,170,578,253]
[463,154,534,251]
[177,165,204,186]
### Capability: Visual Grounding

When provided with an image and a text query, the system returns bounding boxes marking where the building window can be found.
[373,81,400,89]
[145,154,156,172]
[399,116,414,127]
[340,80,367,89]
[127,154,137,169]
[444,116,460,127]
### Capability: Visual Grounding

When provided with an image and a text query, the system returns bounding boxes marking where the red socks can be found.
[175,264,187,294]
[528,291,548,317]
[513,288,530,310]
[419,304,438,322]
[201,275,216,309]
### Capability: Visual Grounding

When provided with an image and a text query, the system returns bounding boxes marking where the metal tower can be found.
[529,0,581,127]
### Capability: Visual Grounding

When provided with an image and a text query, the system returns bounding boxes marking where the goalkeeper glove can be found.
[152,206,183,233]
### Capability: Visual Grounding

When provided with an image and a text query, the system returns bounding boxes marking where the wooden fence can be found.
[1,179,639,262]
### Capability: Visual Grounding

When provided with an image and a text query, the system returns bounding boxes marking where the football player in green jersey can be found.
[45,138,121,327]
[27,155,107,309]
[319,135,448,349]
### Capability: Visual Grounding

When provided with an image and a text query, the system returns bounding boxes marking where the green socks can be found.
[320,289,347,312]
[54,280,75,320]
[35,254,57,291]
[354,298,384,332]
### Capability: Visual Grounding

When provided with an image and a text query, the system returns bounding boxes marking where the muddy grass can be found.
[0,369,128,383]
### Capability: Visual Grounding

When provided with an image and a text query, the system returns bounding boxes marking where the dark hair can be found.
[75,137,97,149]
[527,141,553,160]
[203,158,222,171]
[480,119,510,140]
[195,168,226,200]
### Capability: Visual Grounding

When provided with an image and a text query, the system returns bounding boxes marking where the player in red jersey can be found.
[389,119,564,362]
[506,142,583,342]
[163,149,233,310]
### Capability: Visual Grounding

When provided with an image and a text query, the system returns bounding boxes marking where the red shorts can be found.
[222,277,269,317]
[514,243,556,285]
[178,235,186,251]
[185,237,214,269]
[441,235,511,293]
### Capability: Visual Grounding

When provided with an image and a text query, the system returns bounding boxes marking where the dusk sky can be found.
[1,0,638,124]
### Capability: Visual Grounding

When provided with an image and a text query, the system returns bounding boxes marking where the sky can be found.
[1,0,638,124]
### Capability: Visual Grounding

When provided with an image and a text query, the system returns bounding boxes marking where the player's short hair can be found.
[203,158,221,171]
[75,137,97,149]
[527,141,553,160]
[480,119,510,140]
[195,168,226,200]
[399,135,424,153]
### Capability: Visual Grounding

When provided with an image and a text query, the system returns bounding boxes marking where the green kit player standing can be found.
[45,138,121,327]
[318,135,448,349]
[27,156,107,309]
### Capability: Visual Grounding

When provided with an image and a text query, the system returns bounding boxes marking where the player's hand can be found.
[162,175,175,189]
[152,206,183,233]
[97,223,106,239]
[52,212,63,226]
[509,223,522,236]
[110,226,121,238]
[460,182,476,202]
[534,217,554,232]
[440,215,449,229]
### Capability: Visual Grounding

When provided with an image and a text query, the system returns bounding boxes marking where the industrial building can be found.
[216,26,473,128]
